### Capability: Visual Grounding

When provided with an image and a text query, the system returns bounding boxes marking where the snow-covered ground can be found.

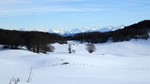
[0,39,150,84]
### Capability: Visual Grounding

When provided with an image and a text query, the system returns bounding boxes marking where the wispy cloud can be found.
[0,0,149,17]
[0,0,103,17]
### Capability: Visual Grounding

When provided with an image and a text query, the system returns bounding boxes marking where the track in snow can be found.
[32,59,150,71]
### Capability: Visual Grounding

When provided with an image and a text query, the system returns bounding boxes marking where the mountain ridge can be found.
[48,25,125,35]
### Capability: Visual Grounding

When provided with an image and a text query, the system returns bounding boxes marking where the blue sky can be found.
[0,0,150,30]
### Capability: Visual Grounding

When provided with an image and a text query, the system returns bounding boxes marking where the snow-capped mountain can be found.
[48,25,125,35]
[18,25,125,35]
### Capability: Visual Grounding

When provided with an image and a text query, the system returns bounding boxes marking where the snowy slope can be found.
[0,39,150,84]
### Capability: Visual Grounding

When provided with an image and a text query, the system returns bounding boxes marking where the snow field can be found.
[0,39,150,84]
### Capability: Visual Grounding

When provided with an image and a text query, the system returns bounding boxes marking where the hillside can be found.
[0,39,150,84]
[68,20,150,43]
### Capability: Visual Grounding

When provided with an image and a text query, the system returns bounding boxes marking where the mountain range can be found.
[49,25,125,36]
[19,25,125,36]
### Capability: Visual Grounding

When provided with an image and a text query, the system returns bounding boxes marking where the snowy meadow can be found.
[0,39,150,84]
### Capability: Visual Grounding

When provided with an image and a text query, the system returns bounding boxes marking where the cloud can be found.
[0,0,26,6]
[1,0,149,17]
[0,0,103,17]
[0,6,102,17]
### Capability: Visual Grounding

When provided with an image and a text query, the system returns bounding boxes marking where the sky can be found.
[0,0,150,30]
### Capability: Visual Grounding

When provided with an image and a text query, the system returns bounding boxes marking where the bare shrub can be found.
[86,43,96,53]
[72,49,76,54]
[68,44,72,54]
[27,67,33,83]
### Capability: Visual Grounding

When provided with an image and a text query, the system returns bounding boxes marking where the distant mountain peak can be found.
[48,25,125,35]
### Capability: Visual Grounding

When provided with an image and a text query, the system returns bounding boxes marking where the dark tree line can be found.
[0,20,149,53]
[71,32,110,43]
[66,20,150,43]
[0,29,66,53]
